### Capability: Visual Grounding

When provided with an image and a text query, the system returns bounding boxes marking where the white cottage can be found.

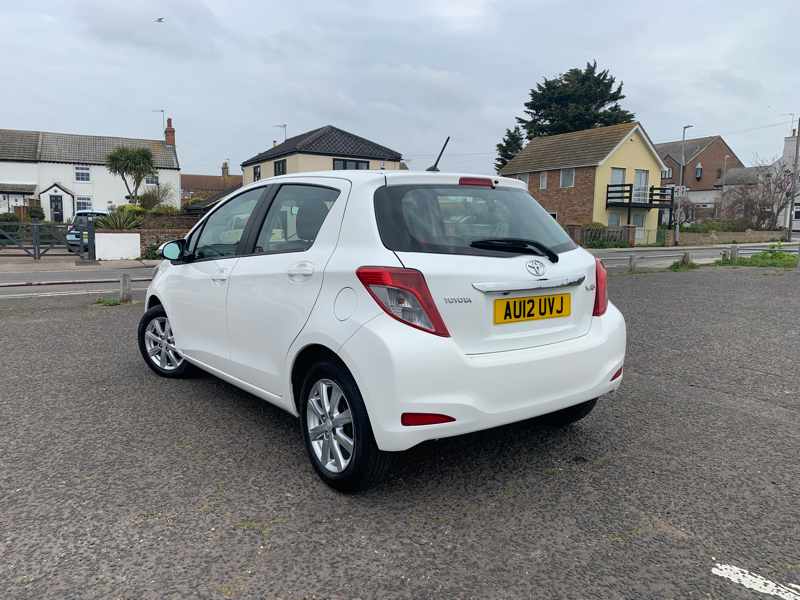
[0,119,181,222]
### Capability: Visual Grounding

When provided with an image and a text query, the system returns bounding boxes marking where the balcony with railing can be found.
[606,183,674,209]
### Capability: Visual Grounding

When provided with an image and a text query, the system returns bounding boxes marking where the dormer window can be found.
[695,162,703,180]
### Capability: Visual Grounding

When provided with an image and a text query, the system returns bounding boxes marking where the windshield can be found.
[374,184,576,256]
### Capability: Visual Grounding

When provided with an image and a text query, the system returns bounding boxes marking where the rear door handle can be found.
[288,261,314,281]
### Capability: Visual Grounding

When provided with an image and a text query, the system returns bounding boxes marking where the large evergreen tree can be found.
[517,61,634,139]
[495,126,525,173]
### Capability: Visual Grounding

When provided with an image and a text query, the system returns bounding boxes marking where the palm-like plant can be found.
[107,147,156,205]
[96,210,143,230]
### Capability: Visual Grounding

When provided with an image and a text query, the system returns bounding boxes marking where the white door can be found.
[632,213,646,243]
[226,181,349,396]
[165,187,265,370]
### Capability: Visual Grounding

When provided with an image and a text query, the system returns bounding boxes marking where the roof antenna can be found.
[426,136,450,172]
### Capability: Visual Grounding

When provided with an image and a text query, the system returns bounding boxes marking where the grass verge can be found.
[716,248,798,269]
[95,296,122,306]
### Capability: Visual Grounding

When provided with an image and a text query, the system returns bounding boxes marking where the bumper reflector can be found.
[611,367,623,381]
[401,412,456,426]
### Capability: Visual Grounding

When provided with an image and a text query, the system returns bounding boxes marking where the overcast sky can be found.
[2,0,799,175]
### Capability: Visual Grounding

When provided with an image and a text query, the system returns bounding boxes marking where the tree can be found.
[138,182,176,210]
[106,147,156,205]
[722,160,795,230]
[495,126,525,173]
[517,61,635,139]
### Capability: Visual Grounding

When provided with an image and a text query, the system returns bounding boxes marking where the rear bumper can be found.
[340,303,626,451]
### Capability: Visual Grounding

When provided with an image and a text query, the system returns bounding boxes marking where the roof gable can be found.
[241,125,402,166]
[500,122,640,175]
[0,128,180,170]
[655,136,720,165]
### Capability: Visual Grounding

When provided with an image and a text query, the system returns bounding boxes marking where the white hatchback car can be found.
[139,171,626,491]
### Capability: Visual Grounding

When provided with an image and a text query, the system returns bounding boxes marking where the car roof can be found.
[253,170,526,189]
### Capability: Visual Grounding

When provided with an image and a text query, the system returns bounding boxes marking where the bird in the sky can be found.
[154,17,165,23]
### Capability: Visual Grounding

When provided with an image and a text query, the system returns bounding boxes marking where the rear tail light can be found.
[401,412,455,426]
[356,266,450,337]
[611,366,623,381]
[593,258,608,316]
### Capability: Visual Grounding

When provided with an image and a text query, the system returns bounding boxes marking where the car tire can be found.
[299,361,392,492]
[137,305,193,378]
[541,399,598,427]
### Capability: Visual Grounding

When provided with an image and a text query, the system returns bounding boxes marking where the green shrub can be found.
[583,239,630,249]
[140,243,160,259]
[117,204,146,216]
[0,212,19,223]
[96,210,143,230]
[680,219,748,233]
[148,204,180,216]
[586,222,608,229]
[28,206,45,221]
[716,244,798,269]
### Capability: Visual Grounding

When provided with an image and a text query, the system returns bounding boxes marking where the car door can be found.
[164,186,266,371]
[225,179,349,397]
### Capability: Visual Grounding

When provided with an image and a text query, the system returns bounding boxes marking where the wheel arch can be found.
[290,343,355,416]
[146,294,163,310]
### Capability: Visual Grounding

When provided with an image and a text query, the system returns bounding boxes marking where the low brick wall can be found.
[665,230,785,246]
[139,228,189,255]
[141,215,199,230]
[565,224,637,247]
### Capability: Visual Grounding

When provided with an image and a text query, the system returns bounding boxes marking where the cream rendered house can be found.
[241,125,402,184]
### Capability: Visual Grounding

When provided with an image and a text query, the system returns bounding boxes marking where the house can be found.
[241,125,402,184]
[500,122,671,244]
[181,160,243,203]
[655,135,743,221]
[0,119,180,222]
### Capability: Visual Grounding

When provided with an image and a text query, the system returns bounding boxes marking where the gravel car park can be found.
[1,267,798,599]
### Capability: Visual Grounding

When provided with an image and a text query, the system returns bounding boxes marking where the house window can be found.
[661,168,673,179]
[333,158,369,170]
[610,168,626,185]
[559,168,575,188]
[145,174,159,185]
[695,162,703,180]
[633,169,649,203]
[76,196,92,211]
[253,165,261,181]
[514,173,530,186]
[74,165,91,182]
[274,159,287,176]
[539,172,547,190]
[608,212,621,226]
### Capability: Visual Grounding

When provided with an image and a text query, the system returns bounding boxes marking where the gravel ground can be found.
[1,267,798,599]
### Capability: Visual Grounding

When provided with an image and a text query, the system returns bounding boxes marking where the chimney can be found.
[273,140,278,147]
[221,160,229,178]
[164,117,175,146]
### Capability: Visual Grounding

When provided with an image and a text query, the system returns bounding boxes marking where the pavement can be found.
[1,267,799,599]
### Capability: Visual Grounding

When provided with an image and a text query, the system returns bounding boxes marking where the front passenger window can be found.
[254,185,339,254]
[194,188,262,260]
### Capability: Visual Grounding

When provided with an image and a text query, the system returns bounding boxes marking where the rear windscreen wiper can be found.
[469,238,559,263]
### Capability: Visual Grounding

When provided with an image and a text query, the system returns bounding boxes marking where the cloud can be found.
[1,0,798,174]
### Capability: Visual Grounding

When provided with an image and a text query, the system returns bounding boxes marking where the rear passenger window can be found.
[254,185,339,254]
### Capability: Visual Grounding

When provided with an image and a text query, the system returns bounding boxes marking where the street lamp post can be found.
[675,124,694,245]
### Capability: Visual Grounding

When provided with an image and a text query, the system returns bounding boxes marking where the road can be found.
[1,267,798,599]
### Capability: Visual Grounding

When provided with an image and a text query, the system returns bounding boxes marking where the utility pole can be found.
[675,124,693,245]
[788,117,800,239]
[720,154,731,219]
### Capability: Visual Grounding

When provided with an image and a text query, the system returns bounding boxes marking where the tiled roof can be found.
[0,128,179,169]
[500,122,640,175]
[654,136,718,165]
[0,182,37,194]
[242,125,402,167]
[181,173,243,193]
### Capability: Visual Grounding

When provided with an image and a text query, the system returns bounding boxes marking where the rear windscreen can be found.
[374,184,576,256]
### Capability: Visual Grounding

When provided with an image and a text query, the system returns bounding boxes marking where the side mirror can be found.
[159,239,186,261]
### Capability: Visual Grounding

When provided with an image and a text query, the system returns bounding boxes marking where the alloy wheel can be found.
[143,316,183,371]
[306,379,355,473]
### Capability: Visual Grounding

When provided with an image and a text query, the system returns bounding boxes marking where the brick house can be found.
[655,135,743,222]
[500,122,671,244]
[181,160,243,204]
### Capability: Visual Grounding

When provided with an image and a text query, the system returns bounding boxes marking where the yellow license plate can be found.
[494,293,571,324]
